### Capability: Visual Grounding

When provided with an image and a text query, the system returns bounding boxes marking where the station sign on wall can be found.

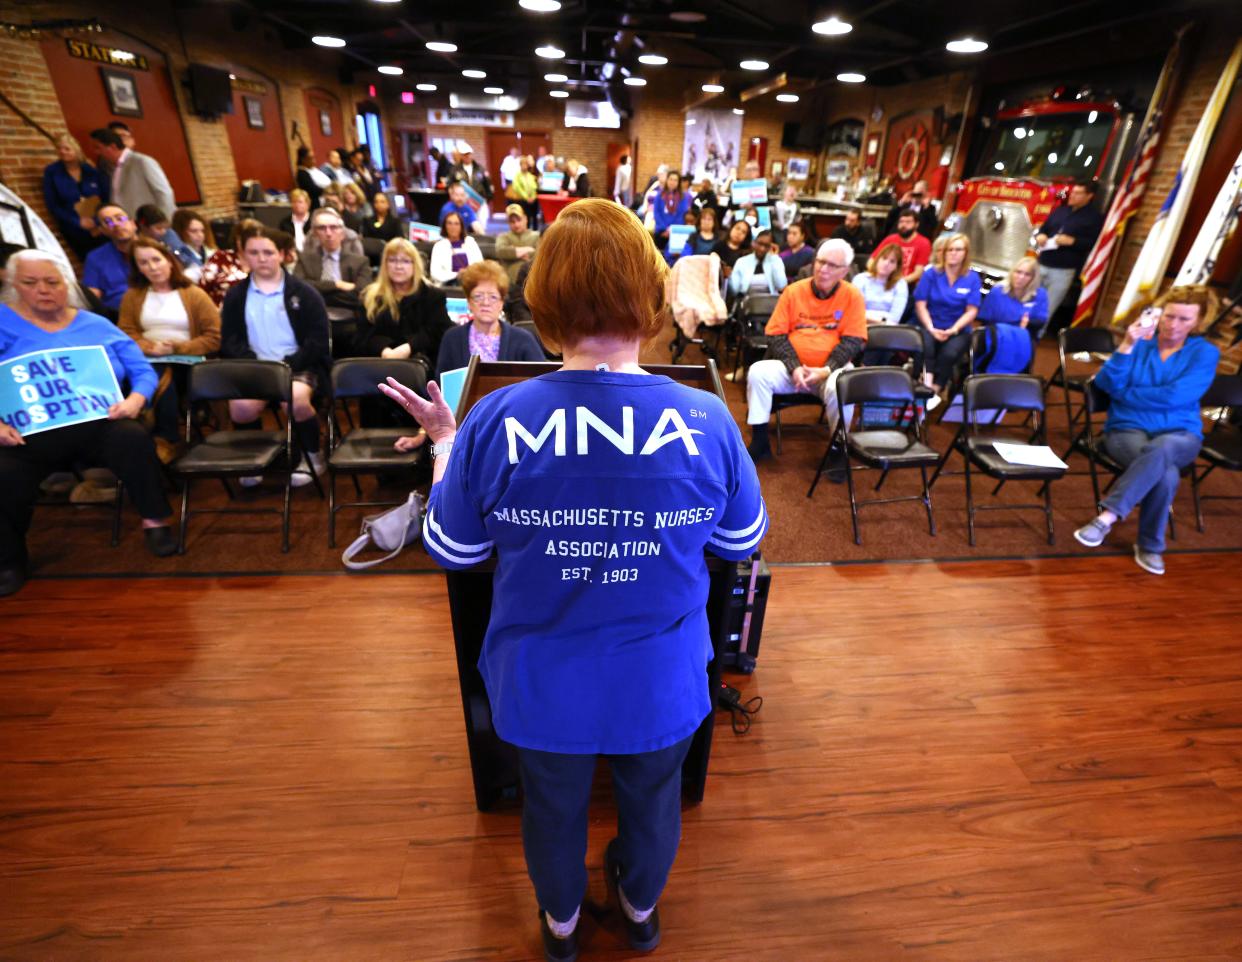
[65,39,149,71]
[427,108,514,128]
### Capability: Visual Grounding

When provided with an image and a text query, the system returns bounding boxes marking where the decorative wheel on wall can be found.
[894,121,929,181]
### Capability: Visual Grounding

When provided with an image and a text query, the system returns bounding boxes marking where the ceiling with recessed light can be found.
[230,0,1236,103]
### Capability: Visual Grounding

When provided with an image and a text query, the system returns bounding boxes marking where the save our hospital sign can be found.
[0,347,123,437]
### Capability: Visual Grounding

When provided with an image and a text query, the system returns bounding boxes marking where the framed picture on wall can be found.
[865,131,882,165]
[100,68,142,118]
[244,96,265,130]
[319,109,332,137]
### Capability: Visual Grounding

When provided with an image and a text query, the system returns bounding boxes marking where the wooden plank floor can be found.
[2,556,1242,961]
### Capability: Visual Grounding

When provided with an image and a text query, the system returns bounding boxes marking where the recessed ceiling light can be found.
[425,41,457,53]
[550,89,569,98]
[462,68,487,78]
[638,53,668,66]
[776,93,799,103]
[416,83,437,91]
[544,72,568,82]
[733,108,745,115]
[836,72,866,83]
[946,37,988,53]
[483,86,504,94]
[624,76,647,86]
[312,35,346,48]
[740,59,769,71]
[812,16,852,36]
[536,44,566,59]
[378,65,403,75]
[670,10,706,22]
[701,83,724,93]
[519,0,562,10]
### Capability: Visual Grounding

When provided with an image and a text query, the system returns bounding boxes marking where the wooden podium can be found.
[442,358,738,811]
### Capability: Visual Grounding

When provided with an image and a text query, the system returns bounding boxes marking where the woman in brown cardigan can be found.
[119,237,221,462]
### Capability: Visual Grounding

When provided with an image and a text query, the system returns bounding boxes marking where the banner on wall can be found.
[683,109,742,190]
[427,108,514,128]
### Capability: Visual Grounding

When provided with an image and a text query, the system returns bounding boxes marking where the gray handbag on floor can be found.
[341,491,427,570]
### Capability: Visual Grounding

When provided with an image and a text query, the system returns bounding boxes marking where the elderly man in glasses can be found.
[81,204,138,315]
[745,238,868,472]
[293,207,373,311]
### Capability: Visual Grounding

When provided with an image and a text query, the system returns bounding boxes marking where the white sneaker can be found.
[307,451,326,475]
[290,459,315,488]
[238,475,263,488]
[926,394,943,412]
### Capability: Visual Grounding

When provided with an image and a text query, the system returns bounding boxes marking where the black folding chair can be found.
[327,358,428,548]
[1052,325,1117,457]
[929,374,1067,546]
[730,291,782,379]
[862,323,933,414]
[168,360,295,554]
[1191,374,1242,531]
[810,367,939,545]
[361,236,386,270]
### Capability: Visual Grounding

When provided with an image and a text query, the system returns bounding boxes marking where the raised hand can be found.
[377,377,457,443]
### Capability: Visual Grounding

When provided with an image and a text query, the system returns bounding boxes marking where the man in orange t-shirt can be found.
[746,238,867,468]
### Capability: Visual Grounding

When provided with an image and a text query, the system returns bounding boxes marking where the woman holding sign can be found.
[380,200,767,961]
[0,250,177,597]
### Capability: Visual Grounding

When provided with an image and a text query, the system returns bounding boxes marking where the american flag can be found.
[1070,33,1183,327]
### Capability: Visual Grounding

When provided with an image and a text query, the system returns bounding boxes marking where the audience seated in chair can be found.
[681,206,720,258]
[279,189,314,253]
[495,204,540,285]
[978,256,1049,340]
[430,211,483,286]
[81,203,136,316]
[361,192,405,244]
[339,182,370,235]
[354,239,452,376]
[1072,286,1221,576]
[648,170,692,249]
[853,242,908,325]
[745,238,867,469]
[728,230,787,301]
[711,219,752,280]
[294,208,373,312]
[118,237,221,463]
[220,226,330,489]
[912,232,982,403]
[134,204,197,271]
[171,209,214,282]
[435,261,543,370]
[778,221,815,278]
[875,207,931,293]
[0,249,177,597]
[439,182,484,236]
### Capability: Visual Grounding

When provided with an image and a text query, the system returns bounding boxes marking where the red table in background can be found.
[537,193,581,224]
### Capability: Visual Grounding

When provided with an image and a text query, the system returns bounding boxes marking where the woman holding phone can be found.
[1072,285,1220,575]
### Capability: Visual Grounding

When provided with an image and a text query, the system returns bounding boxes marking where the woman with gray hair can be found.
[0,249,176,597]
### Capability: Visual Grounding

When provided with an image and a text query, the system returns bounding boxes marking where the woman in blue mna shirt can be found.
[978,256,1049,339]
[1073,286,1220,576]
[0,250,177,598]
[41,134,109,261]
[381,199,767,962]
[912,232,982,395]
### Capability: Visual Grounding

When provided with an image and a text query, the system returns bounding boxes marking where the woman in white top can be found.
[280,189,314,252]
[852,241,909,324]
[773,183,800,233]
[429,210,483,286]
[117,237,221,459]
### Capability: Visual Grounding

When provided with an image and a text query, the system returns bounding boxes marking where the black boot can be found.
[747,423,772,463]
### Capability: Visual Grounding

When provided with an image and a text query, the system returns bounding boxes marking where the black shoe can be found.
[143,526,178,558]
[0,564,27,598]
[747,439,772,463]
[539,909,579,962]
[604,839,661,952]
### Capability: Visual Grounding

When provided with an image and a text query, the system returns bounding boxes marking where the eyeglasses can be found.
[469,292,502,304]
[814,259,849,270]
[100,214,129,226]
[387,257,414,267]
[315,223,343,231]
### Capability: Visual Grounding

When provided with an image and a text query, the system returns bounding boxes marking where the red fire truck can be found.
[944,95,1138,284]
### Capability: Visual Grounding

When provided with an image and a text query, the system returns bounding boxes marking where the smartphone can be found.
[1137,307,1160,334]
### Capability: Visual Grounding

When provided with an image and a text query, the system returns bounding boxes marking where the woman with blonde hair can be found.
[355,238,451,370]
[912,231,982,395]
[339,181,370,234]
[978,255,1049,338]
[378,199,766,959]
[42,133,109,259]
[853,241,908,324]
[510,155,540,227]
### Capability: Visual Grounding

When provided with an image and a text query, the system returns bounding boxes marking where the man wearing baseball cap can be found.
[496,203,540,284]
[447,141,494,205]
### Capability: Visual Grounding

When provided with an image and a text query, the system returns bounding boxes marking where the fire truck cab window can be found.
[986,112,1112,180]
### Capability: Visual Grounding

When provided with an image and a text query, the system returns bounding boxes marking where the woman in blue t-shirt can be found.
[912,232,982,397]
[978,256,1049,339]
[380,199,767,962]
[0,250,177,598]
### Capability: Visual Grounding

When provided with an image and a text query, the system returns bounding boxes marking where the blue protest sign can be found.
[730,178,769,206]
[445,297,470,325]
[667,224,695,255]
[0,346,122,436]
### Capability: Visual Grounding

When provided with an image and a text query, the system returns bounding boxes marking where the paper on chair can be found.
[991,441,1068,469]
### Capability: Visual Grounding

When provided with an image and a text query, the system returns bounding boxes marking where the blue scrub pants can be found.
[1100,429,1202,553]
[516,734,694,923]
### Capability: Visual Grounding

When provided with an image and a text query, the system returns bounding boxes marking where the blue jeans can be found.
[516,734,694,922]
[1100,429,1202,553]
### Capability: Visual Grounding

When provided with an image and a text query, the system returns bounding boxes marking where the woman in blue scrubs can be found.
[912,232,982,395]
